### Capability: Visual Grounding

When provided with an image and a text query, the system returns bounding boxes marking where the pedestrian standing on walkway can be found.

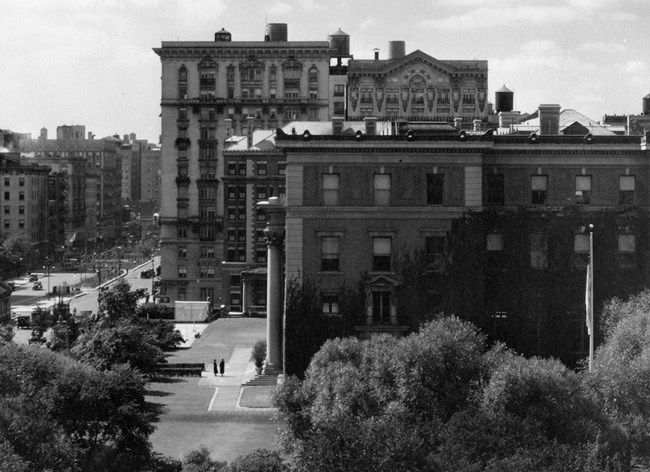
[219,358,225,376]
[213,359,218,377]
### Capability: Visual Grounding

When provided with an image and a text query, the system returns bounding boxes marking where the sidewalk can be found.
[147,317,279,462]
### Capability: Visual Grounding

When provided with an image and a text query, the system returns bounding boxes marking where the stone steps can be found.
[242,374,279,387]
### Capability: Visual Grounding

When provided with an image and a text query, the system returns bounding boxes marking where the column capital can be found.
[264,230,285,247]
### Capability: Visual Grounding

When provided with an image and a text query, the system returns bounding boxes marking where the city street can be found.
[9,256,160,326]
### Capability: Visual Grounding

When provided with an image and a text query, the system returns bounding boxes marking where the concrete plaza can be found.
[146,317,281,463]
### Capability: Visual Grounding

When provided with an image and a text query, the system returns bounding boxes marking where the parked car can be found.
[33,282,43,290]
[140,269,155,279]
[28,275,38,282]
[16,316,31,329]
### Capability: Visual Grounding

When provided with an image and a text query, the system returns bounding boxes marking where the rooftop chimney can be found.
[538,104,561,135]
[374,48,380,60]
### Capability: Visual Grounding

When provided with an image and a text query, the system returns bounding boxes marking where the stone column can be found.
[241,276,248,315]
[257,197,285,375]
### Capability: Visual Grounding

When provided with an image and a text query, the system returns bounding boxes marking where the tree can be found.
[276,316,630,472]
[226,449,287,472]
[587,289,650,468]
[0,342,157,471]
[99,279,140,323]
[181,447,227,472]
[0,323,14,344]
[71,319,165,373]
[276,317,495,471]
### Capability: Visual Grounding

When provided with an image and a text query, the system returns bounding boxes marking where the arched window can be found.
[178,66,188,98]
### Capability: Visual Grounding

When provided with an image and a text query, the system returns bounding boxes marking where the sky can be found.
[1,0,649,144]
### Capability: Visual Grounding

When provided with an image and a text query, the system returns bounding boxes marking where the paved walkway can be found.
[147,317,279,462]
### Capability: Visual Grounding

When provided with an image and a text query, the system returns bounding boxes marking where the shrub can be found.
[252,340,267,369]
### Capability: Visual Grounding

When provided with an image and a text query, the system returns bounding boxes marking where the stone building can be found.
[153,24,331,304]
[20,127,122,250]
[346,45,489,124]
[276,112,650,363]
[0,152,50,258]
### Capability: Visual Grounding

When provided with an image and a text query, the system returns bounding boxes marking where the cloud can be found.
[266,2,293,18]
[578,41,626,54]
[419,0,635,29]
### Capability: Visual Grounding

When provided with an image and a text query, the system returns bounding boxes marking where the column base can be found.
[263,363,283,376]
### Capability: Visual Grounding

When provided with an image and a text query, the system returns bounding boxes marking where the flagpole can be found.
[589,224,594,372]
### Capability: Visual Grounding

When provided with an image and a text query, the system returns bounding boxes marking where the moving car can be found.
[28,274,38,282]
[33,281,43,290]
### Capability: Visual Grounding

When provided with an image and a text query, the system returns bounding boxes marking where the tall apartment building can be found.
[0,152,50,257]
[153,24,331,303]
[20,126,122,250]
[140,143,161,215]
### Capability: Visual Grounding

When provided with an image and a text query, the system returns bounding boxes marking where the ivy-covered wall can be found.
[444,207,649,366]
[284,207,650,376]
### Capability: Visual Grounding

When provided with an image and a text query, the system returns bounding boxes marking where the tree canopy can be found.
[0,342,156,472]
[276,316,628,472]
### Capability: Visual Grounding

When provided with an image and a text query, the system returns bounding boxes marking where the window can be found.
[177,227,187,238]
[200,287,214,302]
[228,163,236,175]
[18,192,24,201]
[487,174,504,205]
[620,176,635,205]
[201,246,215,259]
[323,173,339,206]
[228,186,237,199]
[372,237,392,272]
[322,293,340,316]
[531,175,548,204]
[178,266,187,278]
[200,266,215,278]
[462,89,476,105]
[360,89,373,104]
[18,219,24,229]
[619,234,636,267]
[3,206,8,215]
[619,234,636,253]
[374,174,390,206]
[333,102,345,115]
[230,275,241,287]
[372,291,391,324]
[530,233,548,268]
[278,162,286,175]
[309,90,318,100]
[486,233,504,268]
[576,175,592,204]
[321,236,340,272]
[18,178,24,187]
[437,89,450,104]
[256,186,267,200]
[574,234,590,253]
[256,162,267,176]
[3,178,8,186]
[178,287,186,301]
[178,247,187,258]
[256,250,267,263]
[425,236,445,272]
[3,192,8,200]
[3,221,8,229]
[333,84,345,97]
[18,205,24,215]
[426,173,444,205]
